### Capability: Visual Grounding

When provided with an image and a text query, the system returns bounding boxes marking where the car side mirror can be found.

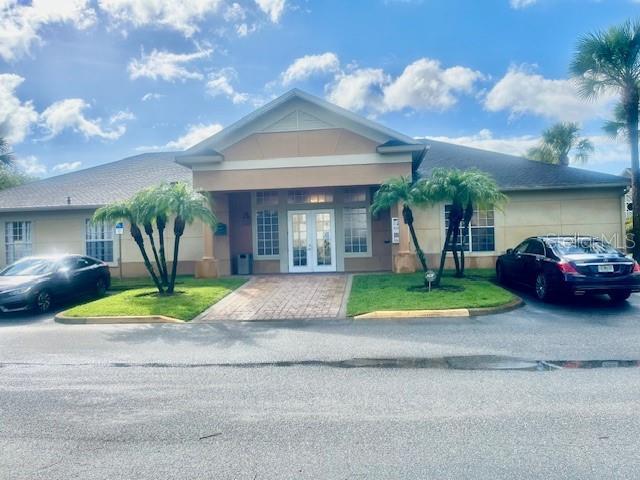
[506,248,513,255]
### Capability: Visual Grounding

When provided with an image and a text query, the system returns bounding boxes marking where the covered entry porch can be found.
[196,186,399,277]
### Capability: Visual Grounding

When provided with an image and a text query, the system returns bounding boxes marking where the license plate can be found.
[598,264,614,273]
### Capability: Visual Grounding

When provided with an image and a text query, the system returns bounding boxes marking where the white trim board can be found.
[191,153,411,172]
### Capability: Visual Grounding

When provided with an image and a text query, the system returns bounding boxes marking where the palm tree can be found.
[571,19,640,259]
[132,186,169,287]
[526,122,594,166]
[603,101,640,140]
[0,138,13,167]
[93,201,165,293]
[371,176,430,285]
[422,168,506,286]
[164,183,217,294]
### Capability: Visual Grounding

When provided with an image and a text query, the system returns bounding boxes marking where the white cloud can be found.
[382,58,484,112]
[236,22,257,36]
[281,52,340,86]
[141,92,164,101]
[0,0,96,61]
[127,48,211,82]
[325,58,483,114]
[425,129,538,157]
[52,161,82,173]
[15,155,46,175]
[254,0,286,22]
[137,122,223,151]
[224,2,246,22]
[97,0,222,36]
[40,99,127,140]
[109,110,135,123]
[326,68,388,112]
[423,129,630,167]
[0,74,39,144]
[510,0,537,8]
[206,68,249,104]
[484,65,616,122]
[586,135,632,166]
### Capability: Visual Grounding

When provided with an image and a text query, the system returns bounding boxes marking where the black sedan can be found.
[0,255,111,313]
[496,236,640,302]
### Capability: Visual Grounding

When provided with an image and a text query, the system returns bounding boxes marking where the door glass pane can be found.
[315,213,332,266]
[291,213,308,267]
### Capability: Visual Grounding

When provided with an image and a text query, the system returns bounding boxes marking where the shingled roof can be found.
[0,152,190,212]
[418,139,629,191]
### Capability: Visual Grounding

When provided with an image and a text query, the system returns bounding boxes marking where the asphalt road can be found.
[1,290,640,479]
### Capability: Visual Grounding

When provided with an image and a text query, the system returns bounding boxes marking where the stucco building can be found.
[0,90,629,277]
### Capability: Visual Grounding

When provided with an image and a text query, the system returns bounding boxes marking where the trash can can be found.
[236,253,253,275]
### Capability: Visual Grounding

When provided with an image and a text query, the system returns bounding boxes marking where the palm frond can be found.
[371,176,412,215]
[93,201,133,223]
[0,138,13,167]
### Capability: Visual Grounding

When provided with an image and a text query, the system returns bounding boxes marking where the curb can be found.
[55,313,184,324]
[353,296,524,320]
[468,297,524,317]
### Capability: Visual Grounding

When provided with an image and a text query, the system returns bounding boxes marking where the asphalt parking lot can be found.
[2,287,639,480]
[1,286,639,366]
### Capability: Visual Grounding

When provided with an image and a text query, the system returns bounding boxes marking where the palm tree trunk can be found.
[167,234,181,294]
[131,224,164,294]
[626,91,640,260]
[144,223,166,285]
[157,216,169,287]
[451,220,461,277]
[460,201,474,277]
[168,216,185,294]
[435,224,454,287]
[402,205,428,273]
[459,218,472,277]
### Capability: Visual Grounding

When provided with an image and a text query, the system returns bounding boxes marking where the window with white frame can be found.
[256,210,279,256]
[343,207,369,254]
[444,205,495,252]
[5,221,32,264]
[343,187,367,203]
[86,219,114,262]
[287,189,334,204]
[256,190,279,206]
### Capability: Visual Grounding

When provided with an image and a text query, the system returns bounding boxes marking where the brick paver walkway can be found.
[196,274,351,321]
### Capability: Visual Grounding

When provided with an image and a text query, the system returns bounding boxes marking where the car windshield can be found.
[0,258,57,276]
[550,238,619,255]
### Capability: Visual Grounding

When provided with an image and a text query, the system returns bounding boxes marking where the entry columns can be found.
[196,192,219,278]
[392,202,417,273]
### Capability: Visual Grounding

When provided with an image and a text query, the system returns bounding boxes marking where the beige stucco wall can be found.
[408,187,626,270]
[194,162,412,192]
[222,128,380,160]
[0,209,205,277]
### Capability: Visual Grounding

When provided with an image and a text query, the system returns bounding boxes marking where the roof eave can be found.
[0,204,106,214]
[175,154,224,167]
[377,144,426,154]
[501,183,629,192]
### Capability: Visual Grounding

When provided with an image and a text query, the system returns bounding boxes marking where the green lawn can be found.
[64,277,246,321]
[109,275,195,291]
[347,269,515,316]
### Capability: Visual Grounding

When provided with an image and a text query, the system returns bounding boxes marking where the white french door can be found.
[287,209,337,273]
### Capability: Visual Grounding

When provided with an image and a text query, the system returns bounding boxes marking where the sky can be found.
[0,0,639,178]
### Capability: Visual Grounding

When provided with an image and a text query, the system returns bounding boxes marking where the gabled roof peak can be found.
[181,88,419,159]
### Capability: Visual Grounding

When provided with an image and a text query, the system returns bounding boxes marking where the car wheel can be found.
[535,273,552,302]
[496,262,506,285]
[95,277,107,297]
[34,290,52,313]
[609,290,632,303]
